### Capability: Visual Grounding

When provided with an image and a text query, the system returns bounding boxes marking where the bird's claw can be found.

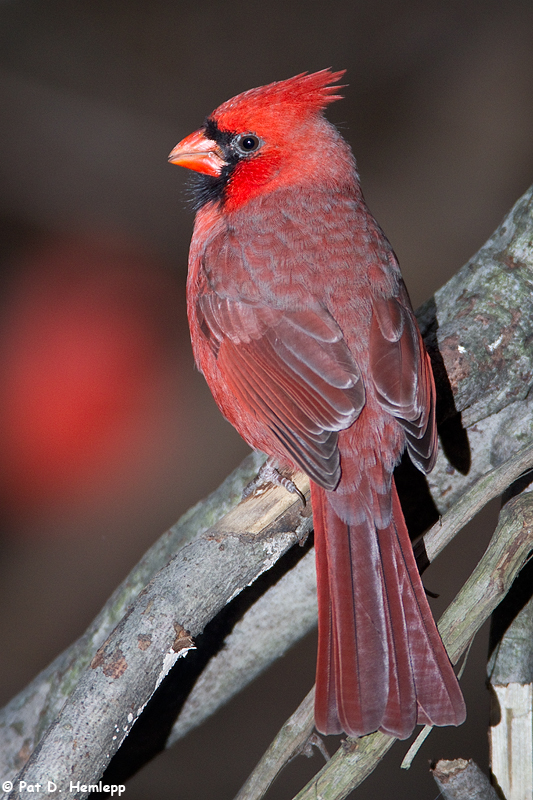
[242,459,306,507]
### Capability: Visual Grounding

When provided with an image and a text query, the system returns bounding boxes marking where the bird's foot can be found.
[242,458,306,507]
[297,732,330,763]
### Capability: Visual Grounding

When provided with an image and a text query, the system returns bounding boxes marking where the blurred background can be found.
[0,1,532,797]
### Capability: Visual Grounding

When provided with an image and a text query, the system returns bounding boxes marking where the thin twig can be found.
[233,689,317,800]
[423,441,533,563]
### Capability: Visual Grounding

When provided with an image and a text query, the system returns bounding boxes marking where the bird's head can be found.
[169,69,351,211]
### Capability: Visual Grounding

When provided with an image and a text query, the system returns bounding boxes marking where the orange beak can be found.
[168,129,225,177]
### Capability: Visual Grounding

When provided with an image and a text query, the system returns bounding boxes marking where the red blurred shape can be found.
[0,233,180,519]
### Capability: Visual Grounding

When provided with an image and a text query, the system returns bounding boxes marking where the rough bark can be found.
[431,759,500,800]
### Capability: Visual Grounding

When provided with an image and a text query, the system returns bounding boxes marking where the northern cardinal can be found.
[169,69,465,738]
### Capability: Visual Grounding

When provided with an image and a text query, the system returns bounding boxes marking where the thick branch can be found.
[0,450,268,779]
[4,473,312,798]
[422,184,533,514]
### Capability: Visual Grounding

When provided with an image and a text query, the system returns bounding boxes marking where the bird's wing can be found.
[196,293,365,489]
[368,288,437,472]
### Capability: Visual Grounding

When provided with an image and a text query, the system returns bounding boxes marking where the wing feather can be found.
[369,293,437,473]
[197,294,365,489]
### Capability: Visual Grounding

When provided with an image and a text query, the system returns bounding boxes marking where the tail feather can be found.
[314,489,341,733]
[312,479,466,739]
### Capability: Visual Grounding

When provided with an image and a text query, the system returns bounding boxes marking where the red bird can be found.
[169,70,465,738]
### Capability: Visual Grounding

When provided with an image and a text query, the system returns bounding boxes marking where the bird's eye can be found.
[234,133,262,155]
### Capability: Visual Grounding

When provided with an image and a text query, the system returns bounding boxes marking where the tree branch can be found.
[0,450,268,779]
[4,471,312,798]
[431,759,500,800]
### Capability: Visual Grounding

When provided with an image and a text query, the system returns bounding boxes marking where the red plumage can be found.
[169,69,465,738]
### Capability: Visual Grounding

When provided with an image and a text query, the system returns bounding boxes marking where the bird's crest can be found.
[211,69,346,128]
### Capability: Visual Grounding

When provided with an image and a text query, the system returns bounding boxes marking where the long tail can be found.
[312,479,466,739]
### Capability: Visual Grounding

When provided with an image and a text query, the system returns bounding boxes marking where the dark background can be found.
[0,1,532,797]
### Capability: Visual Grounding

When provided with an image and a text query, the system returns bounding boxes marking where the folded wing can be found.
[196,294,365,488]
